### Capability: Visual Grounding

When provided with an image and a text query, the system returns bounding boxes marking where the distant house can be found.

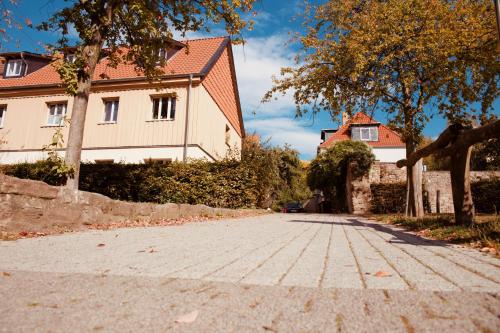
[318,112,406,163]
[0,36,244,164]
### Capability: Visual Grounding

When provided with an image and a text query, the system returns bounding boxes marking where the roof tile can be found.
[319,112,405,148]
[0,36,227,88]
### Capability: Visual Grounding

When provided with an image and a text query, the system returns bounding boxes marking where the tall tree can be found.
[39,0,255,191]
[264,0,497,218]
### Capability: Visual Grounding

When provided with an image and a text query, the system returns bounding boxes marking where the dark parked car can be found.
[282,202,304,213]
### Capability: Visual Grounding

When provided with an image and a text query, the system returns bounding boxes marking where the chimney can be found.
[0,57,5,76]
[342,112,350,125]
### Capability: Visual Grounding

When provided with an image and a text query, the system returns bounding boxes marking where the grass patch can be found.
[370,214,500,256]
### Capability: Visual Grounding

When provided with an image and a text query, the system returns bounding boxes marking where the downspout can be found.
[183,74,193,162]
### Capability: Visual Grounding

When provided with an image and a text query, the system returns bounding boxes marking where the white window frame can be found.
[370,127,379,141]
[65,54,76,63]
[46,103,67,126]
[103,99,119,123]
[0,106,5,128]
[5,59,23,77]
[151,96,175,120]
[360,127,371,141]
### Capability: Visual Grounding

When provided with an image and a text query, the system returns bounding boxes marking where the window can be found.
[65,54,76,63]
[144,158,172,165]
[225,124,231,146]
[103,100,119,123]
[351,126,379,142]
[5,59,23,77]
[47,103,67,126]
[151,96,176,120]
[360,128,370,140]
[0,106,5,127]
[95,159,114,164]
[158,48,166,62]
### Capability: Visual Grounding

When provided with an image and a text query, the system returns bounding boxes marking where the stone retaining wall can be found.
[350,162,500,214]
[423,171,500,214]
[0,174,258,234]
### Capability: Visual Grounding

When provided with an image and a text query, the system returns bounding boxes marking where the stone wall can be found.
[347,163,372,214]
[0,174,258,234]
[424,171,500,214]
[349,162,500,214]
[369,162,407,183]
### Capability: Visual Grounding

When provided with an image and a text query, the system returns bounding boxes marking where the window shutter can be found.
[351,127,360,140]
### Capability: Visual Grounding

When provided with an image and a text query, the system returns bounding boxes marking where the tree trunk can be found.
[65,43,102,191]
[346,162,354,214]
[449,146,474,225]
[405,143,424,218]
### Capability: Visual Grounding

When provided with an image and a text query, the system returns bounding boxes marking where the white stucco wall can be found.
[0,146,211,164]
[372,147,406,163]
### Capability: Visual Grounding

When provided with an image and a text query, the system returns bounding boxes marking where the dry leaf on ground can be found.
[175,310,199,323]
[2,272,11,277]
[97,243,106,247]
[374,271,392,277]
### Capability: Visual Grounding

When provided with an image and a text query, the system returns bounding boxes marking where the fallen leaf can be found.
[175,310,199,323]
[2,272,11,277]
[97,243,106,247]
[19,231,28,237]
[374,271,392,278]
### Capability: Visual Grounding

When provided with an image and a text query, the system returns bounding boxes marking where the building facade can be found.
[319,112,406,163]
[0,37,244,164]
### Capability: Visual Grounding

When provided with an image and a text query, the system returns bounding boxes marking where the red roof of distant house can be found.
[0,36,244,136]
[319,112,405,148]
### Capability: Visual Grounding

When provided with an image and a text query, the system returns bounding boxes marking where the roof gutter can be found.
[0,72,206,92]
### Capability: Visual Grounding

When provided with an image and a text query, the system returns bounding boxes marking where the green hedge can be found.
[471,179,500,214]
[370,182,407,214]
[1,160,258,209]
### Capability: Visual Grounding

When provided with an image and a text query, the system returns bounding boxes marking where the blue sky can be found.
[2,0,498,160]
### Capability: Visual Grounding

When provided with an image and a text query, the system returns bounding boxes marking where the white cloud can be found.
[245,117,320,160]
[171,26,317,158]
[232,33,296,117]
[172,26,298,117]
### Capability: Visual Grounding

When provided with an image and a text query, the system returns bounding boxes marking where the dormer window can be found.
[65,54,76,63]
[155,48,167,65]
[351,126,379,142]
[5,59,23,77]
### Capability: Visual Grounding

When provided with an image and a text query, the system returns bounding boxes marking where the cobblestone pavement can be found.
[1,214,499,332]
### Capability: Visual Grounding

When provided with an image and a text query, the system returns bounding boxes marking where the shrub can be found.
[307,141,375,212]
[471,178,500,214]
[1,138,307,210]
[370,182,407,214]
[1,160,67,186]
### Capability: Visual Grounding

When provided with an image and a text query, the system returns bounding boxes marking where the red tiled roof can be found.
[0,37,228,88]
[202,44,243,136]
[0,36,244,136]
[319,112,405,148]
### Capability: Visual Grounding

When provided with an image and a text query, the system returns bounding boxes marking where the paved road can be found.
[1,214,499,332]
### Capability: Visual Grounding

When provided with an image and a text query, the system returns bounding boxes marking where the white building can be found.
[318,112,406,163]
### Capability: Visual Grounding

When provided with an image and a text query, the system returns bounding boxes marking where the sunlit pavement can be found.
[1,214,499,332]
